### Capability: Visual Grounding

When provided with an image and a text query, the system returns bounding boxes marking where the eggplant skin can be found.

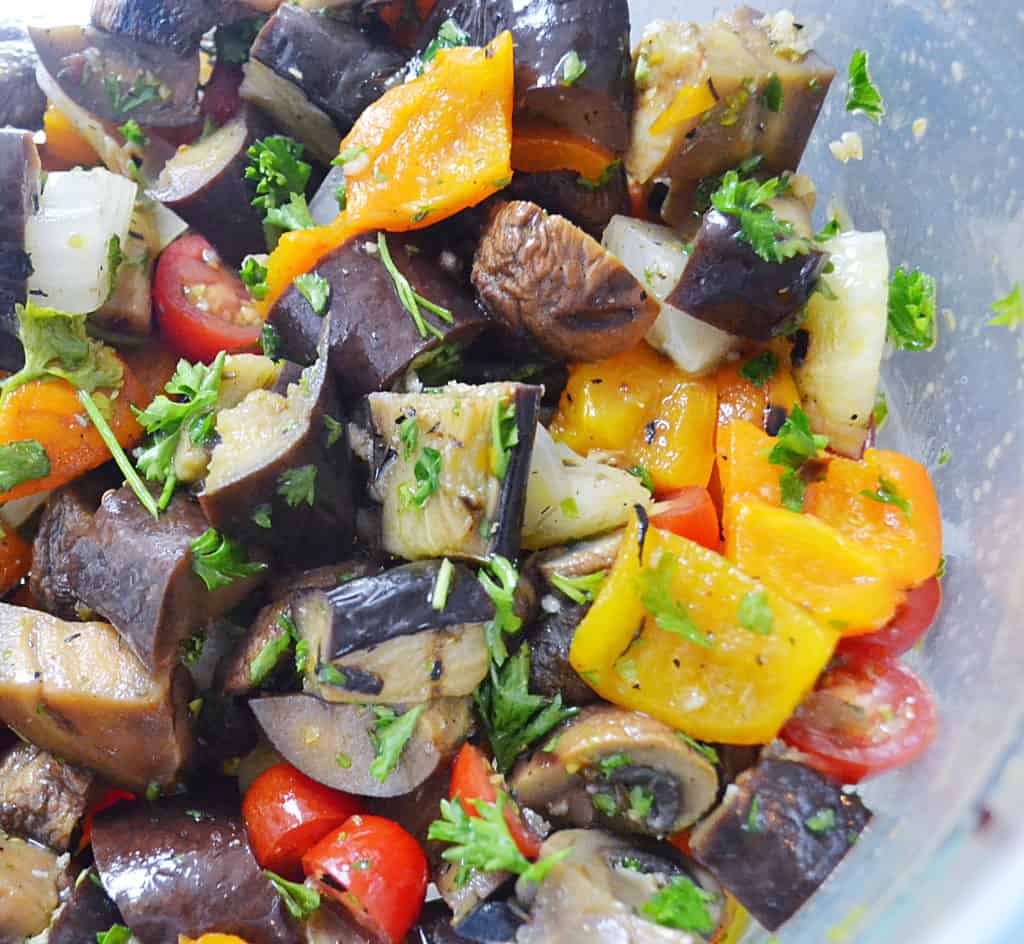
[0,129,39,371]
[269,231,486,398]
[0,22,46,131]
[419,0,632,153]
[147,106,271,268]
[690,758,871,931]
[49,865,124,944]
[507,165,629,240]
[521,598,599,707]
[92,795,302,944]
[251,6,406,134]
[90,0,233,56]
[667,209,828,340]
[68,488,266,674]
[29,25,200,129]
[199,353,355,567]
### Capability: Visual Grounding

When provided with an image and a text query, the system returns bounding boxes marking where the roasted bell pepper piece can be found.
[0,529,31,597]
[42,103,100,170]
[725,498,903,634]
[716,419,782,513]
[550,342,717,495]
[511,120,618,180]
[179,936,252,944]
[714,347,800,432]
[261,32,514,312]
[0,364,147,503]
[569,512,838,744]
[806,449,941,589]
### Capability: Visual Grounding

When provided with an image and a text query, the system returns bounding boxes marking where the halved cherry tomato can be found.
[651,487,720,552]
[302,815,427,944]
[154,235,263,363]
[781,652,938,784]
[78,788,136,852]
[838,577,942,661]
[449,744,541,859]
[243,763,363,880]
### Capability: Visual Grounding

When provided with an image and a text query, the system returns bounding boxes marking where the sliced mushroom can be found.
[0,129,40,371]
[666,203,828,340]
[148,106,272,267]
[0,603,194,791]
[29,24,200,130]
[472,201,659,362]
[690,757,871,931]
[367,383,540,562]
[0,742,97,851]
[515,829,727,944]
[0,831,67,943]
[250,694,472,797]
[268,231,486,399]
[294,560,494,704]
[511,707,718,837]
[67,487,266,674]
[628,8,835,231]
[199,344,355,567]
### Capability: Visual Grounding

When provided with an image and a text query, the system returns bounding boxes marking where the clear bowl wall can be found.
[630,0,1024,941]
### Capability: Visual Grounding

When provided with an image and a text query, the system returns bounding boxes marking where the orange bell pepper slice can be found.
[179,936,252,944]
[806,449,942,589]
[714,346,801,433]
[0,363,147,503]
[725,498,903,634]
[42,103,100,170]
[261,32,514,312]
[570,512,837,744]
[511,120,618,180]
[716,419,783,515]
[0,529,31,597]
[550,342,717,495]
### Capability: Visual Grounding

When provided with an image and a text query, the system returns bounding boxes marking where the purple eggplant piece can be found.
[66,488,266,674]
[0,129,39,371]
[50,867,124,944]
[690,758,871,931]
[92,795,302,944]
[29,24,200,129]
[417,0,632,153]
[667,208,828,339]
[90,0,236,57]
[147,105,271,267]
[0,21,46,131]
[251,6,405,134]
[507,165,629,239]
[268,231,486,398]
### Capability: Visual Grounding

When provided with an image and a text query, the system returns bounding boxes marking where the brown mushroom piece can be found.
[689,757,871,931]
[472,201,659,362]
[0,604,193,791]
[250,694,472,798]
[511,707,717,837]
[515,829,729,944]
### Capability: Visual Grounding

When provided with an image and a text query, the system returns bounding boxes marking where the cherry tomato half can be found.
[243,763,363,880]
[781,653,938,784]
[302,815,428,944]
[838,577,942,660]
[153,234,262,363]
[651,486,721,552]
[449,744,541,859]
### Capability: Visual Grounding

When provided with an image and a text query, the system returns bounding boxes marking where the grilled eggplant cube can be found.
[0,129,40,371]
[90,0,233,56]
[147,107,271,267]
[0,604,194,791]
[245,6,405,164]
[367,382,541,562]
[199,352,355,567]
[66,488,265,675]
[690,758,871,931]
[295,560,494,704]
[269,231,486,398]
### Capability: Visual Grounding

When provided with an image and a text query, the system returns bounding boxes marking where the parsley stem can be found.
[157,472,176,512]
[378,233,451,339]
[77,389,160,519]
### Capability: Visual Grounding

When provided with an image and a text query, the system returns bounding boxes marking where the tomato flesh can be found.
[242,763,363,880]
[781,653,938,784]
[450,744,541,859]
[154,234,262,363]
[651,486,721,551]
[78,788,136,852]
[302,815,428,944]
[838,577,942,660]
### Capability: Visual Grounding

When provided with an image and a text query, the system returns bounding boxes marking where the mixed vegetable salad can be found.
[0,0,967,941]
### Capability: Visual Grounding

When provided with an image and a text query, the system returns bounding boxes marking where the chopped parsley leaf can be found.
[737,590,774,635]
[560,50,587,86]
[399,446,442,510]
[478,555,522,664]
[0,440,50,494]
[860,476,912,521]
[745,794,761,833]
[710,171,812,263]
[190,528,266,591]
[637,554,712,649]
[739,350,778,388]
[988,281,1024,330]
[264,870,321,920]
[549,570,606,605]
[246,136,311,219]
[398,413,419,459]
[888,267,936,351]
[119,119,148,148]
[369,705,425,783]
[676,732,719,766]
[259,322,281,358]
[805,807,837,833]
[278,465,317,508]
[873,391,889,430]
[628,464,655,494]
[577,159,622,192]
[293,272,330,315]
[641,875,716,934]
[491,397,519,480]
[760,73,784,112]
[845,48,886,122]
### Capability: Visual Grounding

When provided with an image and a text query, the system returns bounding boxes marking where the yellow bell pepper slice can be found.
[570,512,838,744]
[179,936,251,944]
[650,81,718,135]
[724,498,903,634]
[550,343,717,495]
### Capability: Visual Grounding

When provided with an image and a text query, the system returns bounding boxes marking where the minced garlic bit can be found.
[912,117,928,140]
[759,9,812,59]
[829,131,864,163]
